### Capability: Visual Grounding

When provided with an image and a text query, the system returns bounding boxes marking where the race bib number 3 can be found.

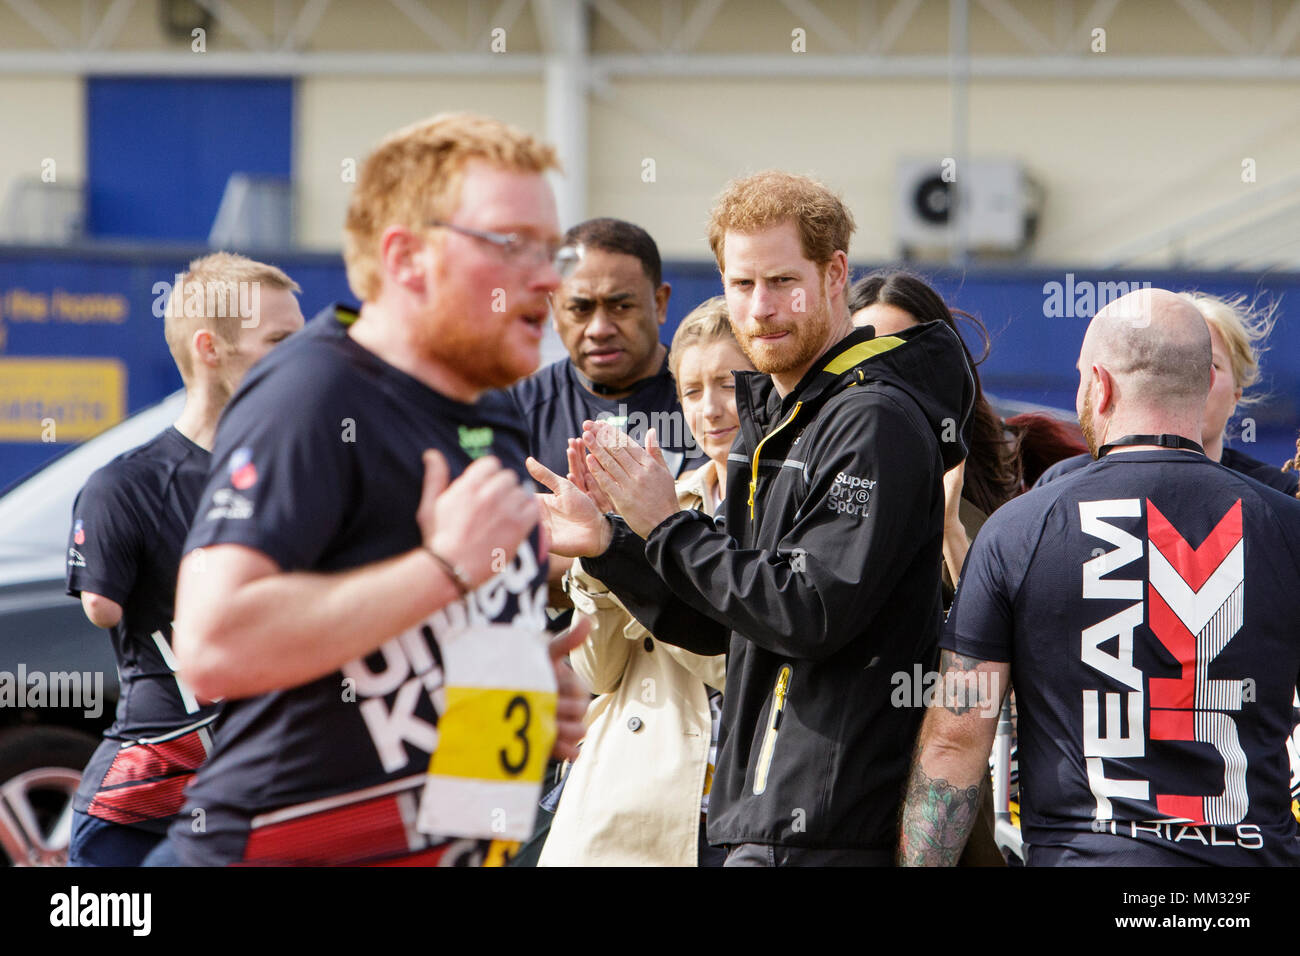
[431,687,554,781]
[419,625,556,841]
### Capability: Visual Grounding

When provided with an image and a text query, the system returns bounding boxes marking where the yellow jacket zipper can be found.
[748,402,803,520]
[752,665,792,796]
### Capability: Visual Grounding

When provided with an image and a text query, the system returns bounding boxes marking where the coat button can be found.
[643,637,654,652]
[627,716,643,732]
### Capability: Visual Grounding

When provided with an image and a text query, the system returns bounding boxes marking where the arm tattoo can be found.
[898,764,981,867]
[937,648,991,716]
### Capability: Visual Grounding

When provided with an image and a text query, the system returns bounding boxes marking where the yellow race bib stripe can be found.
[427,687,556,783]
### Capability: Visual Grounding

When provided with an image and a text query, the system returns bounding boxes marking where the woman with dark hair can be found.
[848,270,1085,592]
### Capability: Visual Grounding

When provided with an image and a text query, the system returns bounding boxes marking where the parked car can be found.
[0,390,184,865]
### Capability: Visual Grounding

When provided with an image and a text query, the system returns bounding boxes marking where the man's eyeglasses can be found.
[427,220,581,278]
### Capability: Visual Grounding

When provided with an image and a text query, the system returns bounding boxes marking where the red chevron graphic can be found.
[1148,584,1195,710]
[1148,581,1204,823]
[1147,499,1242,591]
[1145,498,1246,828]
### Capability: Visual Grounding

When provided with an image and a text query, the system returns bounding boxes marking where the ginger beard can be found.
[1079,388,1097,458]
[1079,375,1107,459]
[414,231,545,392]
[735,272,834,377]
[414,295,540,392]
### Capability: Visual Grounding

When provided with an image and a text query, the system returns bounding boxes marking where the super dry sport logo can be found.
[827,471,875,517]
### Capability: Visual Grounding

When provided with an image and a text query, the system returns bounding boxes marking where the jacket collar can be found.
[780,326,909,409]
[734,327,908,438]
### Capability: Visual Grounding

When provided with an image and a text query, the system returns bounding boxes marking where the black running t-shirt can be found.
[170,305,549,865]
[945,451,1300,865]
[66,427,218,831]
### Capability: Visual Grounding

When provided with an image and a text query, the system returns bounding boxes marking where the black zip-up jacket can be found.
[585,322,975,852]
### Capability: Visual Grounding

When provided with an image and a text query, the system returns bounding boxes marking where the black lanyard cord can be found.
[1097,434,1206,458]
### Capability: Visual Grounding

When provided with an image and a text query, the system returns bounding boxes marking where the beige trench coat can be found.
[539,462,727,866]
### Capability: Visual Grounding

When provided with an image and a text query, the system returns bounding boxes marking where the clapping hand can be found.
[581,420,680,539]
[526,456,612,559]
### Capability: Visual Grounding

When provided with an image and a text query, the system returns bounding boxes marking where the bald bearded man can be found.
[899,289,1300,867]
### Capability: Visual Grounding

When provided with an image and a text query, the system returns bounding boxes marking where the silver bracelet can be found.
[422,545,473,597]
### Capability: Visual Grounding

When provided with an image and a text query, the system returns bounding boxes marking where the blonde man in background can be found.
[163,253,306,446]
[66,252,303,866]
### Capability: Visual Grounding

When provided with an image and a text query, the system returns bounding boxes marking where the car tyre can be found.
[0,726,98,866]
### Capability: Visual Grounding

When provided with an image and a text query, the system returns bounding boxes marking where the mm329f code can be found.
[1194,893,1251,904]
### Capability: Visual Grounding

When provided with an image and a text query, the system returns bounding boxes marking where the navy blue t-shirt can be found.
[170,305,549,865]
[66,426,219,830]
[507,356,701,486]
[1037,447,1300,497]
[945,450,1300,865]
